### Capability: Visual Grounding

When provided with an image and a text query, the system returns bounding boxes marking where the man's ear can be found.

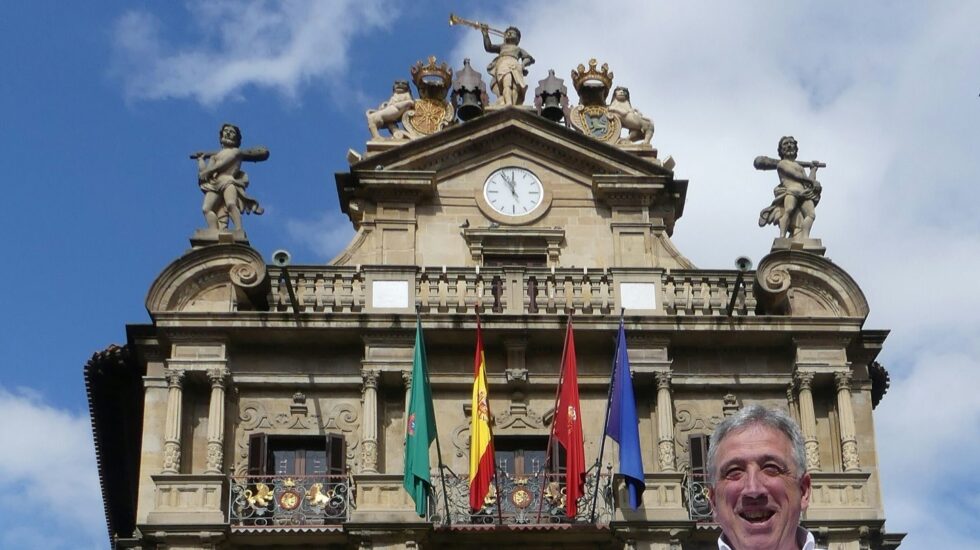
[799,472,812,511]
[707,484,717,517]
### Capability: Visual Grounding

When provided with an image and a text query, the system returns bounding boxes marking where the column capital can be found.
[655,371,671,390]
[795,370,815,390]
[166,369,185,387]
[402,369,412,387]
[834,370,853,391]
[362,369,380,389]
[207,367,229,386]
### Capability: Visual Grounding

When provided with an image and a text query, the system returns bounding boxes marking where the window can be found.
[494,436,564,477]
[689,434,710,481]
[232,433,350,527]
[248,433,346,476]
[687,434,712,520]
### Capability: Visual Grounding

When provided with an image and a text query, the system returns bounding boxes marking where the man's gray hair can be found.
[706,404,806,484]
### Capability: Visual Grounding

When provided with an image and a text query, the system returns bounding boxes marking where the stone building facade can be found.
[86,54,904,549]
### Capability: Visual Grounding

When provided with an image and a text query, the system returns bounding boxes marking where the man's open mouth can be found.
[739,510,775,523]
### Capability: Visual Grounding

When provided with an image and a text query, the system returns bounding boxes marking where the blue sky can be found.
[1,1,978,548]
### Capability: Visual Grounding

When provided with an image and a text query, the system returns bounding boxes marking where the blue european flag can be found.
[605,319,645,509]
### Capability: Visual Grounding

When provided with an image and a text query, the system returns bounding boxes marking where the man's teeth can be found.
[741,510,773,521]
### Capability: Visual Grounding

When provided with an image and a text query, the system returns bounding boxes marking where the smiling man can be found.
[708,404,821,550]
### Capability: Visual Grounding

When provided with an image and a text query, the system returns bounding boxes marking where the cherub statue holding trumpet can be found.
[450,13,535,106]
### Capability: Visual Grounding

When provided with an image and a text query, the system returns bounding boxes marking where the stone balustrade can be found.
[267,266,757,317]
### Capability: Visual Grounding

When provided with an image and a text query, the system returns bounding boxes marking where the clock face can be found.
[483,167,543,217]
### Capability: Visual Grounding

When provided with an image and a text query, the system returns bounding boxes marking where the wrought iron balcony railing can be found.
[685,474,713,522]
[428,466,614,525]
[229,474,351,528]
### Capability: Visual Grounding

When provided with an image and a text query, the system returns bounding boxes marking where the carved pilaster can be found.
[835,370,860,471]
[361,369,380,473]
[402,369,412,426]
[204,368,228,474]
[162,369,185,474]
[722,393,739,417]
[655,372,676,472]
[795,371,821,472]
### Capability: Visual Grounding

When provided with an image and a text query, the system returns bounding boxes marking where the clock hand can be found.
[502,173,517,197]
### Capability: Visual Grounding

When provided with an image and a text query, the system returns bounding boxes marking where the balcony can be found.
[684,474,713,522]
[228,474,351,529]
[267,265,756,317]
[429,467,614,526]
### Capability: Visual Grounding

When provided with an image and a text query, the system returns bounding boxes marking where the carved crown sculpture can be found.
[411,56,454,100]
[571,58,614,104]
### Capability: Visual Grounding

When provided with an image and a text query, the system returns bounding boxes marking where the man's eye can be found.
[724,469,743,480]
[763,464,783,476]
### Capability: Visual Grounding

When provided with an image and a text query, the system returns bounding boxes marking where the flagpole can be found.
[417,307,453,525]
[538,314,572,523]
[478,312,505,526]
[590,308,625,523]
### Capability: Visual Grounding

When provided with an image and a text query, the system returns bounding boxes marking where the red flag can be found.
[468,317,495,510]
[553,319,586,518]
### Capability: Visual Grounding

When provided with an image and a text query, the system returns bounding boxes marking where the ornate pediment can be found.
[349,108,671,176]
[145,242,269,315]
[754,250,869,318]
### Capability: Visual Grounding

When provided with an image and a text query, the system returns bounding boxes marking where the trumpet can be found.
[449,13,505,38]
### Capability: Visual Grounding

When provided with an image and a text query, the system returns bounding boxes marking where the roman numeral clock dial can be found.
[483,167,543,218]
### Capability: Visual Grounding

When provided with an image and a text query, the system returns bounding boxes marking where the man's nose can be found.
[741,469,767,498]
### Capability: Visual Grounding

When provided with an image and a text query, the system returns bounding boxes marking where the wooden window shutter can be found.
[689,434,709,478]
[327,433,346,476]
[248,433,267,476]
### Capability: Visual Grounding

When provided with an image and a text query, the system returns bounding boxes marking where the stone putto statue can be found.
[190,123,269,231]
[755,136,825,240]
[366,80,415,140]
[606,86,653,144]
[481,24,535,106]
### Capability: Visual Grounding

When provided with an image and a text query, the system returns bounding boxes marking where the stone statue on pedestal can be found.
[366,80,415,140]
[191,124,269,231]
[607,86,653,144]
[755,136,824,241]
[481,24,534,106]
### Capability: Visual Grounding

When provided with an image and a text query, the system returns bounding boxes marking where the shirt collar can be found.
[717,526,815,550]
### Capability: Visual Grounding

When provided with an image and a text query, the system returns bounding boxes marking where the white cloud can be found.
[112,0,398,105]
[0,387,105,549]
[876,344,980,550]
[449,2,980,547]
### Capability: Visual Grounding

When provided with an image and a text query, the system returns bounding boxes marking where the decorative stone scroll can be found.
[754,250,869,318]
[145,243,270,314]
[235,399,361,475]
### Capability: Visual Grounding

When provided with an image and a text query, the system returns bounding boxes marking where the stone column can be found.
[361,369,380,473]
[655,372,676,472]
[402,370,412,428]
[835,370,860,471]
[204,368,228,474]
[794,371,821,472]
[162,369,185,474]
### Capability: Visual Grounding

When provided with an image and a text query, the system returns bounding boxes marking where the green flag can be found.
[403,320,437,516]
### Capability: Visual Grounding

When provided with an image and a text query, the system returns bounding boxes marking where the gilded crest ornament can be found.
[568,59,621,143]
[403,56,456,137]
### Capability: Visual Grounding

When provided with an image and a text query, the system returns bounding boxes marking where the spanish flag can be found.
[468,316,495,511]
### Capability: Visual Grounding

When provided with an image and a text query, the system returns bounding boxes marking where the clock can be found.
[483,167,544,217]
